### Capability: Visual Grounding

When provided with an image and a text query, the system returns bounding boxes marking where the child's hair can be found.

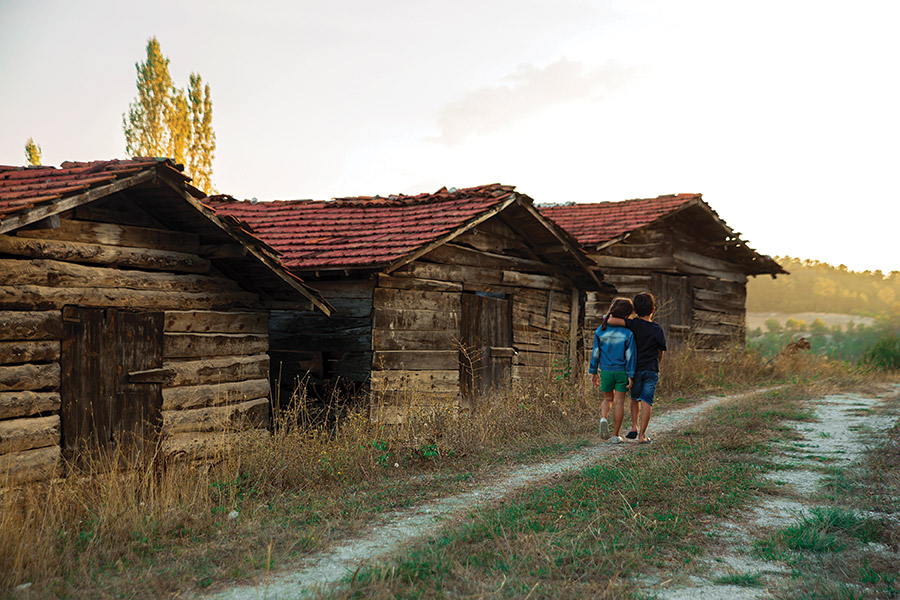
[633,292,655,317]
[601,297,634,330]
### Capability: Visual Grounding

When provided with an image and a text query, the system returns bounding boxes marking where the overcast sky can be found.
[2,0,898,273]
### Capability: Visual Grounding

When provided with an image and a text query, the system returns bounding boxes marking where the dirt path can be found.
[206,388,773,600]
[647,383,900,599]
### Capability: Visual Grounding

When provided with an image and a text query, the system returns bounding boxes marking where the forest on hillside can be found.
[746,256,900,316]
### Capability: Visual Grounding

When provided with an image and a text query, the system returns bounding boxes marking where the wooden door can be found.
[460,292,513,404]
[61,307,164,458]
[651,273,693,348]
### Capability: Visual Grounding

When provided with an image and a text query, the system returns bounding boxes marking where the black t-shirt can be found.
[624,318,667,372]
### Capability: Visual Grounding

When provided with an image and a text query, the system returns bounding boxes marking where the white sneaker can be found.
[599,418,610,439]
[610,436,624,444]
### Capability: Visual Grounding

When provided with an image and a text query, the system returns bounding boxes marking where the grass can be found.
[0,345,874,598]
[713,571,763,587]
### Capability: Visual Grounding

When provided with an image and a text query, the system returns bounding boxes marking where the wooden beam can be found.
[0,391,60,419]
[16,217,200,253]
[0,445,60,484]
[163,333,268,358]
[163,311,268,334]
[162,354,269,387]
[0,341,59,365]
[0,168,156,235]
[162,378,270,410]
[0,311,63,341]
[0,363,59,392]
[0,285,259,311]
[0,415,60,454]
[161,397,269,435]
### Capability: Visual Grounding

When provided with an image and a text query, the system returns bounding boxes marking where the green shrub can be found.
[861,334,900,370]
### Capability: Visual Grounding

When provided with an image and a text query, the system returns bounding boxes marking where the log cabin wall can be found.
[0,209,271,484]
[586,219,748,358]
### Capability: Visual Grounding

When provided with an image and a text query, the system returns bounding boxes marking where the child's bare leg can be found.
[612,391,626,437]
[600,391,614,420]
[629,397,640,434]
[639,401,653,442]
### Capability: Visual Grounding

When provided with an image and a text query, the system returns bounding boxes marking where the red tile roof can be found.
[0,158,190,223]
[209,184,518,270]
[539,194,700,247]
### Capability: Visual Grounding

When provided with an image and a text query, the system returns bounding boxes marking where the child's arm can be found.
[658,349,665,364]
[625,334,636,387]
[606,316,627,327]
[588,330,601,383]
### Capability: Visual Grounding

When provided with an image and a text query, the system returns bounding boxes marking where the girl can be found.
[588,297,636,442]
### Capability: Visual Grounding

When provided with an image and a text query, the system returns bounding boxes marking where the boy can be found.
[589,298,636,443]
[606,292,666,443]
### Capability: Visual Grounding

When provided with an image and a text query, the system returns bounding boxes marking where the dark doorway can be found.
[60,307,164,459]
[460,292,513,405]
[651,273,693,348]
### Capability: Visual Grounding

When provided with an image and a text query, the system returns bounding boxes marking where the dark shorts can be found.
[631,370,659,405]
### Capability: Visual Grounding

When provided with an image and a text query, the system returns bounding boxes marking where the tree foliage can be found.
[24,138,42,166]
[123,37,216,193]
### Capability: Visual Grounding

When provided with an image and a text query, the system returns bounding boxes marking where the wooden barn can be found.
[0,158,330,484]
[211,184,613,416]
[541,194,785,355]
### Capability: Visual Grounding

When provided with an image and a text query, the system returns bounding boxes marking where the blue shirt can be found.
[589,326,636,377]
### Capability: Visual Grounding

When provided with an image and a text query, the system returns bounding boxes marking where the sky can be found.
[2,0,899,273]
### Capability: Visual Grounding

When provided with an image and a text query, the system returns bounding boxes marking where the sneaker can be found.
[610,435,624,444]
[599,418,610,439]
[625,430,638,440]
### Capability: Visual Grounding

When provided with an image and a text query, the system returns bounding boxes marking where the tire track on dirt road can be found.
[206,388,779,600]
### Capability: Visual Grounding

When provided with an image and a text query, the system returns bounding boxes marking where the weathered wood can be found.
[377,273,463,292]
[0,445,60,484]
[500,270,566,291]
[0,285,259,311]
[164,333,268,358]
[424,243,557,275]
[162,429,268,460]
[161,397,269,435]
[373,287,460,312]
[591,254,676,269]
[163,354,269,387]
[0,415,60,454]
[0,341,59,365]
[694,309,745,327]
[370,370,459,393]
[308,278,375,299]
[161,378,270,410]
[0,234,211,273]
[16,217,200,253]
[373,308,459,331]
[0,311,63,340]
[372,350,457,371]
[0,259,239,293]
[372,328,458,351]
[164,311,267,334]
[673,249,746,277]
[0,391,60,419]
[0,363,59,392]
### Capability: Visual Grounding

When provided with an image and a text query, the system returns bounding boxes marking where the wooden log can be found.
[423,243,557,275]
[0,415,60,454]
[377,273,463,292]
[164,311,268,334]
[0,259,239,293]
[372,328,458,351]
[0,391,60,419]
[370,369,459,393]
[372,350,458,371]
[0,341,59,365]
[590,255,676,270]
[161,397,269,435]
[163,354,270,387]
[373,308,459,331]
[0,445,60,484]
[694,308,745,327]
[0,234,210,273]
[15,218,200,253]
[163,333,268,358]
[501,270,567,291]
[0,311,62,340]
[308,279,375,299]
[0,363,59,392]
[373,287,460,312]
[0,286,259,311]
[162,378,270,410]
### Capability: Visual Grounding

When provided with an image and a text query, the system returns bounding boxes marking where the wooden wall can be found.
[585,220,748,358]
[0,209,271,484]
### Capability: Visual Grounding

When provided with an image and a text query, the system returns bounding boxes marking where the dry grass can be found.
[0,343,876,597]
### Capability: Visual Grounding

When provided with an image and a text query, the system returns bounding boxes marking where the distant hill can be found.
[747,257,900,316]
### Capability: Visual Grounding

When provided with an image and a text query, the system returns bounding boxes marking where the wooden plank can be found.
[163,354,269,387]
[694,308,745,327]
[162,429,267,460]
[0,311,63,341]
[377,273,463,292]
[0,391,60,419]
[372,350,458,371]
[0,415,60,454]
[161,378,270,410]
[308,278,375,300]
[0,445,60,484]
[501,270,566,291]
[16,217,200,253]
[591,254,676,269]
[0,258,239,293]
[373,287,460,312]
[0,363,59,392]
[673,249,746,276]
[0,234,210,273]
[164,311,268,334]
[161,397,269,435]
[370,370,459,393]
[423,243,557,275]
[0,341,59,365]
[372,328,457,351]
[163,333,268,358]
[373,308,459,331]
[0,285,259,311]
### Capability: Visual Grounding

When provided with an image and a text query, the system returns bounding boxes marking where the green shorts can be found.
[600,371,630,393]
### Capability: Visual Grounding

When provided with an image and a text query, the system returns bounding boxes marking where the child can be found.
[606,292,667,443]
[589,297,636,443]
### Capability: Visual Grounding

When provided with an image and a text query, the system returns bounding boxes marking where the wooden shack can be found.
[0,158,330,483]
[541,194,785,355]
[211,185,613,416]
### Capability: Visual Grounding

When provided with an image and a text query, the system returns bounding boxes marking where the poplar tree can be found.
[123,37,216,192]
[24,138,42,166]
